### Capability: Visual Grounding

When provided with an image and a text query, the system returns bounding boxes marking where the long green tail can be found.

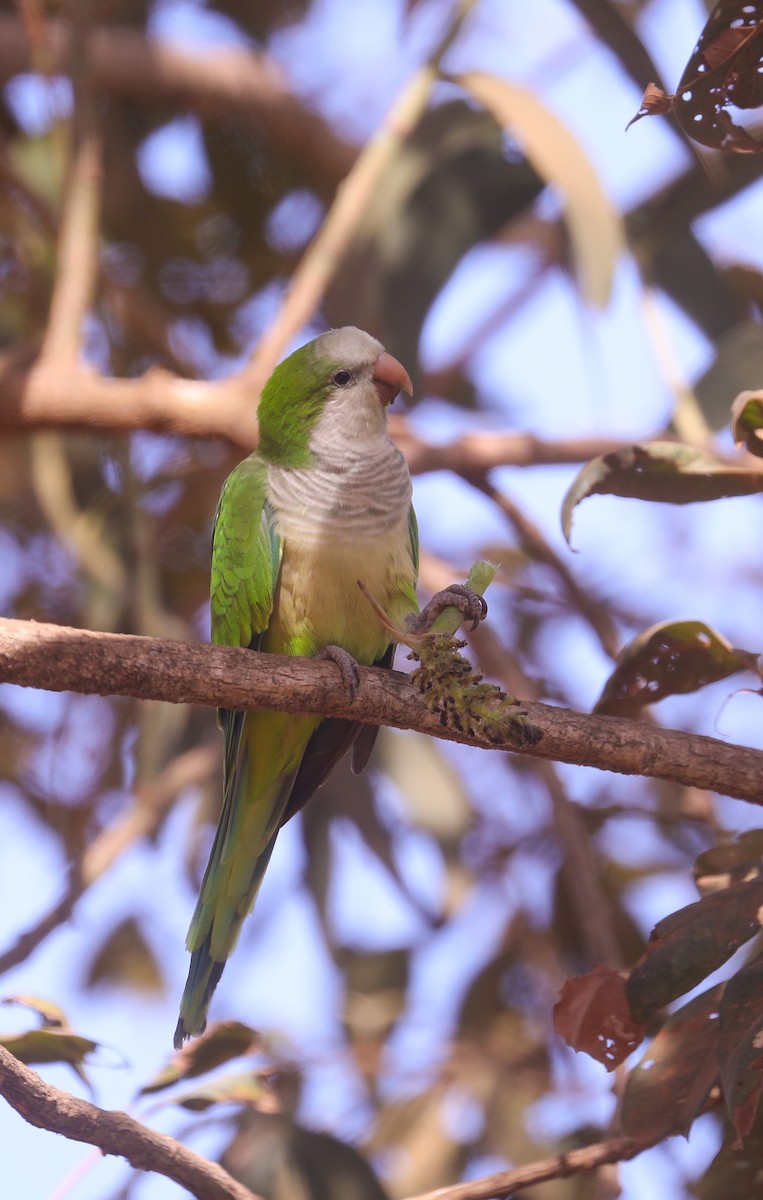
[174,742,296,1049]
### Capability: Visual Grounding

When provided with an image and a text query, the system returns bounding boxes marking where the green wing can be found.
[211,454,280,652]
[211,455,281,792]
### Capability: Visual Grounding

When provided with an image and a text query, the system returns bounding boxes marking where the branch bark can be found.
[0,1046,259,1200]
[403,1130,659,1200]
[1,617,762,805]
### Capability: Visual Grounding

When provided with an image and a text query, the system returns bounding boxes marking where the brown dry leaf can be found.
[627,82,675,129]
[554,963,645,1070]
[84,916,164,995]
[594,620,758,718]
[694,831,763,894]
[562,442,763,544]
[139,1020,263,1095]
[621,984,724,1140]
[718,951,763,1143]
[626,880,763,1024]
[626,3,763,152]
[673,3,763,152]
[458,71,622,307]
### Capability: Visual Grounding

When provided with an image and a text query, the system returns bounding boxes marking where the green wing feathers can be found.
[175,457,284,1048]
[210,456,280,650]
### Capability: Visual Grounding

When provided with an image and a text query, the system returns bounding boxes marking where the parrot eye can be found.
[332,369,352,387]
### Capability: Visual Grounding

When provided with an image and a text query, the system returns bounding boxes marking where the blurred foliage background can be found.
[1,0,763,1197]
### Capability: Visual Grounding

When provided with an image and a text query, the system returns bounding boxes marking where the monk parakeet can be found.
[174,327,421,1046]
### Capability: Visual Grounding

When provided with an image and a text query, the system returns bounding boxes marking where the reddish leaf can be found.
[627,3,763,152]
[621,984,724,1140]
[594,620,758,718]
[718,952,763,1143]
[140,1021,263,1095]
[561,442,763,544]
[554,963,645,1071]
[627,82,674,130]
[626,880,763,1024]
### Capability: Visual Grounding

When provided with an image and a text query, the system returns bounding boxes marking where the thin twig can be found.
[401,1131,660,1200]
[473,474,621,659]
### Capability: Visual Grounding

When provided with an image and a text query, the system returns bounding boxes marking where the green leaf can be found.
[140,1020,263,1095]
[171,1070,270,1112]
[0,993,104,1092]
[458,71,622,307]
[621,984,724,1140]
[2,994,69,1028]
[626,880,763,1024]
[732,388,763,458]
[594,620,758,717]
[562,442,763,544]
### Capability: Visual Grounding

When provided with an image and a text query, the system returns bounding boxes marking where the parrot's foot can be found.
[408,584,488,635]
[409,635,542,748]
[317,644,361,698]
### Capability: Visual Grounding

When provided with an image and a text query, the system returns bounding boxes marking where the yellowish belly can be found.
[264,527,416,663]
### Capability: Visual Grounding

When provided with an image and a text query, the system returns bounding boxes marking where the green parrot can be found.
[174,327,420,1047]
[174,326,485,1047]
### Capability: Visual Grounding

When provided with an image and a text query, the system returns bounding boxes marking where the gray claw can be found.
[318,644,361,698]
[410,584,488,634]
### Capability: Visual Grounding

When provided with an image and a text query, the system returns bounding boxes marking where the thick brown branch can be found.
[0,1046,259,1200]
[6,360,260,447]
[1,618,762,804]
[403,1131,658,1200]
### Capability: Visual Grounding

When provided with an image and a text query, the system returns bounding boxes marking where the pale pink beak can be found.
[372,350,413,407]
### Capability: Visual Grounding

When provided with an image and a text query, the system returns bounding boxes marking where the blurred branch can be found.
[241,0,478,395]
[37,0,100,367]
[0,14,353,195]
[473,475,621,658]
[1,617,763,804]
[569,0,668,94]
[391,420,627,475]
[28,0,127,604]
[0,1046,259,1200]
[402,1130,660,1200]
[4,353,653,469]
[0,742,219,976]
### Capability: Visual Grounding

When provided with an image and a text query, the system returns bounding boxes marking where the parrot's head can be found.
[257,326,413,468]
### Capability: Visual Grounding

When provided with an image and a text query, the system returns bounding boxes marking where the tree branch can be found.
[1,617,762,804]
[402,1131,659,1200]
[0,1046,259,1200]
[0,15,354,196]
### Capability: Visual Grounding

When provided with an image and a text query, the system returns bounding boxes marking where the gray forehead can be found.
[312,326,384,366]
